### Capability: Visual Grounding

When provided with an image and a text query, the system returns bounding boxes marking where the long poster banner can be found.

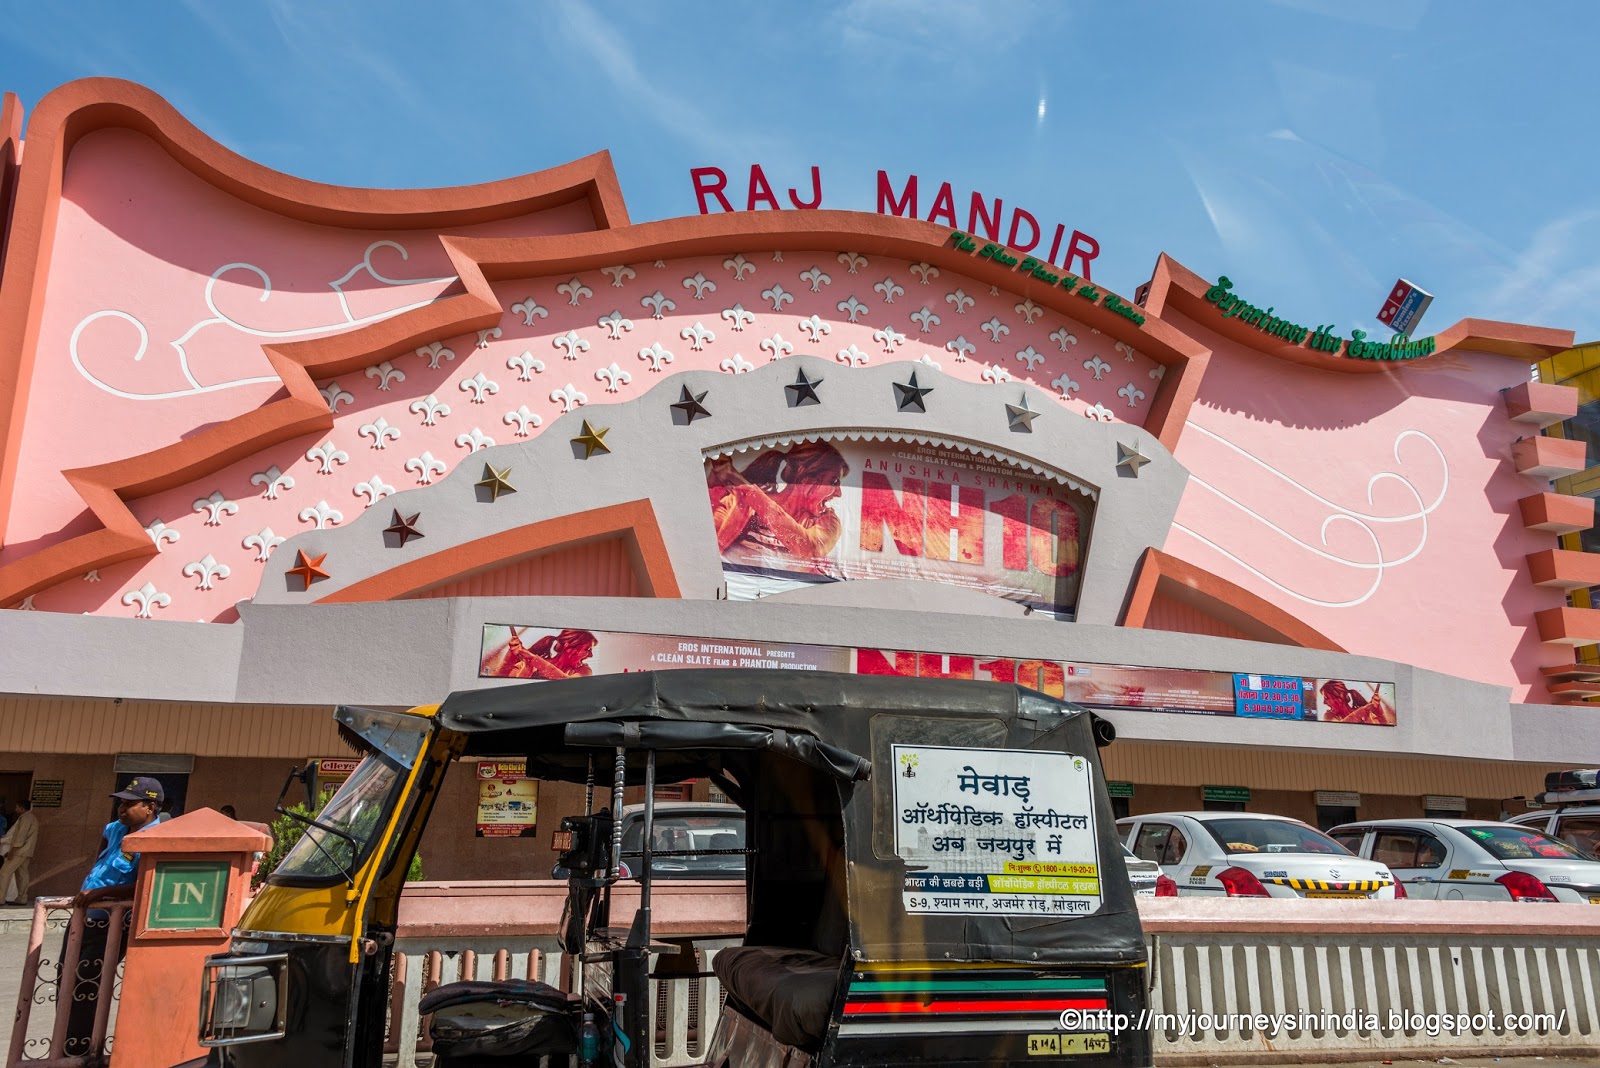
[478,625,1396,726]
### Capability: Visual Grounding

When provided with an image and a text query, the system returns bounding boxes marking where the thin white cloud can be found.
[552,0,752,162]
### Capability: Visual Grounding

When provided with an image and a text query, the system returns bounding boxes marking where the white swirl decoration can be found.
[1172,425,1448,609]
[69,241,454,402]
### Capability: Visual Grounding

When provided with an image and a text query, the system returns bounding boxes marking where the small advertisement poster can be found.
[476,760,538,838]
[1232,674,1306,719]
[893,744,1101,917]
[705,438,1094,618]
[1306,679,1397,725]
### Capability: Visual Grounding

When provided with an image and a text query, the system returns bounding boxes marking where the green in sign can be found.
[1202,785,1251,804]
[147,861,228,930]
[1105,781,1135,799]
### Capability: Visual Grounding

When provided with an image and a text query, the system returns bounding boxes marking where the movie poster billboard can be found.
[477,625,1397,727]
[894,744,1101,916]
[1306,678,1397,725]
[476,760,538,837]
[705,437,1094,619]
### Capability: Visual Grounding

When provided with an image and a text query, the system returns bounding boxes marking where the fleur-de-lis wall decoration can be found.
[182,553,230,591]
[799,266,831,292]
[601,265,637,288]
[638,342,674,371]
[321,382,354,412]
[797,315,832,343]
[243,527,285,561]
[454,428,496,452]
[365,361,405,390]
[459,371,500,403]
[598,310,635,339]
[503,405,542,436]
[557,277,594,306]
[640,290,676,319]
[404,452,448,485]
[595,363,632,392]
[507,351,545,381]
[761,284,794,311]
[191,490,238,526]
[723,254,755,280]
[553,331,590,360]
[682,272,717,300]
[720,304,755,332]
[359,416,402,449]
[353,475,395,507]
[251,465,296,498]
[416,341,457,369]
[512,297,549,325]
[304,440,348,474]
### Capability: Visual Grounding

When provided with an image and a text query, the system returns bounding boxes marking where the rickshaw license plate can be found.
[1589,896,1600,904]
[1306,891,1365,898]
[1028,1033,1111,1056]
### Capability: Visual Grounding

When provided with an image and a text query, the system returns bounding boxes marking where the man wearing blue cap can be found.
[62,774,163,1057]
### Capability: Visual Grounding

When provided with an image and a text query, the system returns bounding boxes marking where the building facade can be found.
[1,80,1595,895]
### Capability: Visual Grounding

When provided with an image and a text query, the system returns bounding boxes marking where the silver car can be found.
[1330,819,1600,902]
[1122,843,1163,898]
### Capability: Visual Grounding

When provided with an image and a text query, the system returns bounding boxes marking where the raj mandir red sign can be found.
[476,625,1396,726]
[706,438,1094,619]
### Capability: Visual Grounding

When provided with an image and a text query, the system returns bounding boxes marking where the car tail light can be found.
[1155,874,1178,897]
[1496,870,1557,901]
[1391,880,1407,899]
[618,861,632,879]
[1216,866,1271,897]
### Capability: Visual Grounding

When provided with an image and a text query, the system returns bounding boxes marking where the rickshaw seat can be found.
[712,945,839,1048]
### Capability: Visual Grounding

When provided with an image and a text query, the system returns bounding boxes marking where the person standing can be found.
[62,776,162,1057]
[0,798,39,904]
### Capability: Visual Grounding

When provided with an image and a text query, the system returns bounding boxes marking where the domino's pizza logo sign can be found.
[1376,279,1433,336]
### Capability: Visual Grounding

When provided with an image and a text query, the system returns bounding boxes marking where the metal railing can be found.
[383,935,732,1068]
[6,897,130,1068]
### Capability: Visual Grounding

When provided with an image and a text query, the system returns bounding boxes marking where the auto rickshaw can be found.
[188,669,1150,1068]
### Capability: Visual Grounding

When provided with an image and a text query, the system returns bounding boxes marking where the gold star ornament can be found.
[476,463,516,500]
[572,420,611,458]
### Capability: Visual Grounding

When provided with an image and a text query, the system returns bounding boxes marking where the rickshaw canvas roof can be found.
[435,669,1087,763]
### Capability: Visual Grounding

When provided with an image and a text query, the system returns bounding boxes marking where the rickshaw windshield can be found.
[272,714,428,883]
[273,756,402,882]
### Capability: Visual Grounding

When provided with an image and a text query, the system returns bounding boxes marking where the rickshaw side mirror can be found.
[1090,714,1117,748]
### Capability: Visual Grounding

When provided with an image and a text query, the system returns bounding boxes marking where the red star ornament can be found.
[288,549,329,590]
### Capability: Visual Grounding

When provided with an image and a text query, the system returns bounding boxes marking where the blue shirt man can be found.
[71,775,163,907]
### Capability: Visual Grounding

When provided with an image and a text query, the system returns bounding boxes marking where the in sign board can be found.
[1376,279,1433,336]
[147,861,228,930]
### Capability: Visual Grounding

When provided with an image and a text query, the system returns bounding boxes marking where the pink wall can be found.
[1,128,599,559]
[1162,309,1564,701]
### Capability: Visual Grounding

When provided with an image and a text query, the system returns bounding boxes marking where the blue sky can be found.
[4,1,1599,341]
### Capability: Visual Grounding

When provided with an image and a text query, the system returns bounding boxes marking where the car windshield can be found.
[1460,825,1593,861]
[1203,818,1349,855]
[622,812,745,876]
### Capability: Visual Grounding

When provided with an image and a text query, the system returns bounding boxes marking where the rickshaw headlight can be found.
[199,953,287,1046]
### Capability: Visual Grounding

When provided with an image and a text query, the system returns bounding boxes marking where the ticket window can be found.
[1203,798,1246,813]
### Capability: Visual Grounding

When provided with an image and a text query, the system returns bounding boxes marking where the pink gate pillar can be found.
[110,809,269,1068]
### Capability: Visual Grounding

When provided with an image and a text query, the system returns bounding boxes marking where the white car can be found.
[1331,819,1600,903]
[1118,812,1403,899]
[1504,770,1600,859]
